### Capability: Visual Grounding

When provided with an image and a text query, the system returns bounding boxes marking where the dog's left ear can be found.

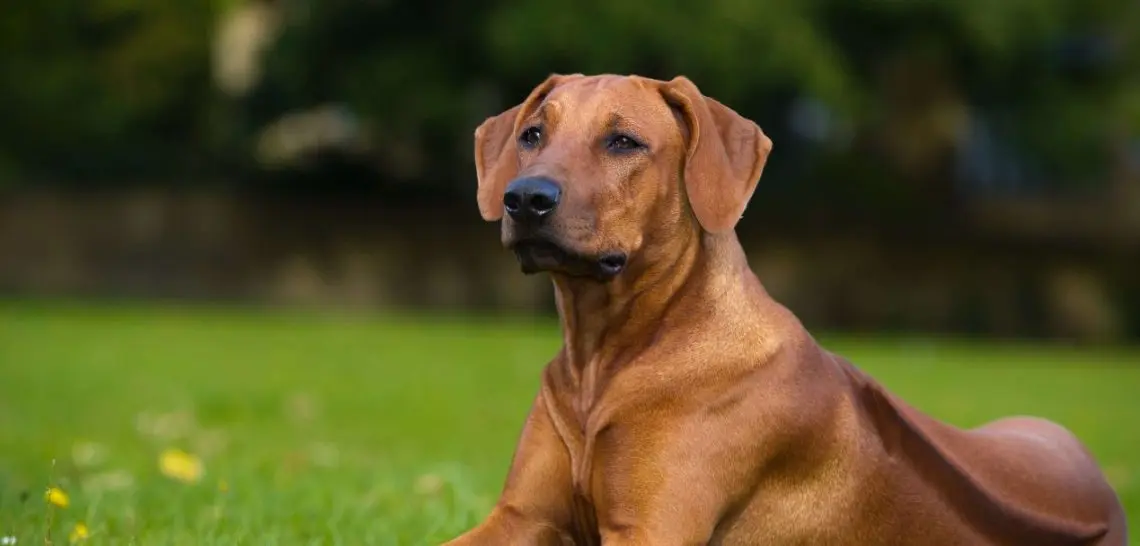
[659,76,773,234]
[473,74,579,221]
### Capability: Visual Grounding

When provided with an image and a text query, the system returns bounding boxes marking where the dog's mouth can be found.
[511,239,627,281]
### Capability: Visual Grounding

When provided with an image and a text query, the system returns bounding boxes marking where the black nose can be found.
[503,177,562,222]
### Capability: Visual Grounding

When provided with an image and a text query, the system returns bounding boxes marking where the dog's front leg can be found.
[441,391,576,546]
[590,414,760,546]
[444,507,573,546]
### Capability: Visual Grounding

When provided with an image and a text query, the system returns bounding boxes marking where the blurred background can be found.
[1,0,1138,341]
[1,1,1139,542]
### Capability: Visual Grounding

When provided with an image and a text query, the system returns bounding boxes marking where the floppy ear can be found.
[473,74,578,221]
[659,76,773,234]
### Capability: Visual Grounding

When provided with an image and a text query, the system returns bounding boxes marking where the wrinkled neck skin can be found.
[549,222,758,391]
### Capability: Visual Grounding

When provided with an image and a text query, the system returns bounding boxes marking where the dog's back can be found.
[829,353,1127,545]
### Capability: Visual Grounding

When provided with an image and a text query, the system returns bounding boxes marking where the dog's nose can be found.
[503,177,562,222]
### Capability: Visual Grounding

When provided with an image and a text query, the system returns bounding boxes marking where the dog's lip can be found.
[596,253,627,277]
[510,238,566,259]
[509,239,627,280]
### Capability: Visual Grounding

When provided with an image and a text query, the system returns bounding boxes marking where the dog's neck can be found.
[550,229,758,380]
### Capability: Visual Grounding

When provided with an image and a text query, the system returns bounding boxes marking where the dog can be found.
[442,74,1128,545]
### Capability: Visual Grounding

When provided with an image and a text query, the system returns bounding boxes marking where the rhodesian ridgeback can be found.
[443,74,1128,545]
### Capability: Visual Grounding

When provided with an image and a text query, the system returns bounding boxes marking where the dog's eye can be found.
[607,134,643,152]
[519,126,542,149]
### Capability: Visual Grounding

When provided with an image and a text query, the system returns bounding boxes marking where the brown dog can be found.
[442,74,1128,545]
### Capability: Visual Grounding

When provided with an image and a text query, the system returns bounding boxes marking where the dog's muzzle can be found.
[501,176,627,281]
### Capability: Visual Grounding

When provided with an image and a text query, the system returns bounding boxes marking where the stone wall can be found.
[0,190,1134,341]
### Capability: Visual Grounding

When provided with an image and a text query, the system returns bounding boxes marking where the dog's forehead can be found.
[545,75,672,125]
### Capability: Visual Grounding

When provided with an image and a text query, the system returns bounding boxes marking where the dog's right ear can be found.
[474,74,578,221]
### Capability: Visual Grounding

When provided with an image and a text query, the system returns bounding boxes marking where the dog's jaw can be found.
[510,239,626,281]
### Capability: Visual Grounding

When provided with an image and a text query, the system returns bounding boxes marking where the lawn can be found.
[0,301,1137,545]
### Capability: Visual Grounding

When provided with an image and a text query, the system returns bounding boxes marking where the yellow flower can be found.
[69,522,89,543]
[45,486,70,508]
[158,448,204,484]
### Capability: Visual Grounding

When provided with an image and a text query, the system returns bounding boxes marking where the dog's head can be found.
[474,74,772,281]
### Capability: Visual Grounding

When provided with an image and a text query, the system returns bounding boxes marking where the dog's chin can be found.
[509,239,627,282]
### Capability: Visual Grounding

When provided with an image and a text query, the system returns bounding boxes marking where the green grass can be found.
[0,302,1137,544]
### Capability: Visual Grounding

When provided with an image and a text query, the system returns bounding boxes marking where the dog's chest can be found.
[562,430,604,545]
[566,418,600,516]
[545,393,608,542]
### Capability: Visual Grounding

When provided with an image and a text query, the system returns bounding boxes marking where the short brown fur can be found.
[444,74,1127,546]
